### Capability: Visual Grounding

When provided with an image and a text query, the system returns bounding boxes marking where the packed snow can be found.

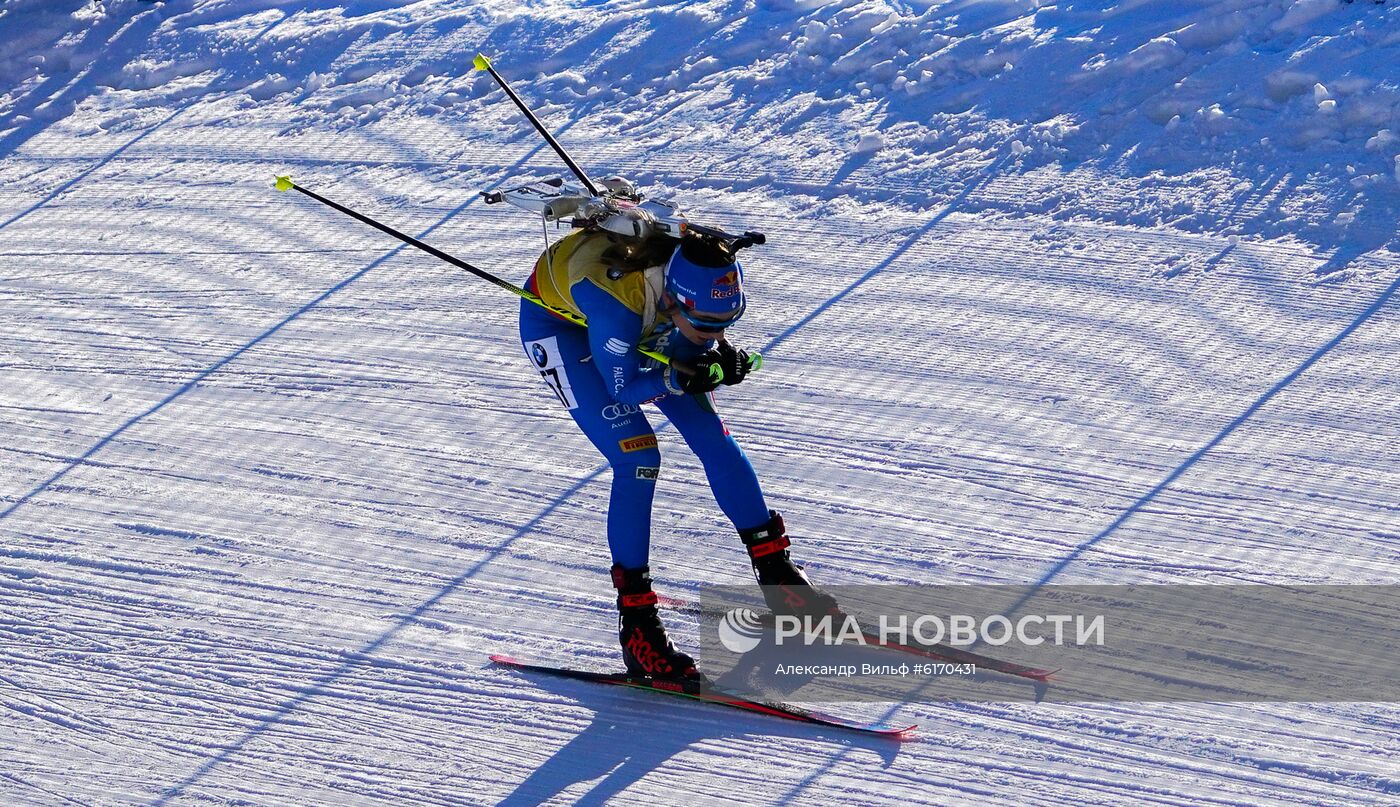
[2,0,1397,804]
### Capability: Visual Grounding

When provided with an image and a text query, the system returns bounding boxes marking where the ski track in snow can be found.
[2,1,1398,805]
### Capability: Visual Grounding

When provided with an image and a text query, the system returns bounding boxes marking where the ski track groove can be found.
[938,703,1395,805]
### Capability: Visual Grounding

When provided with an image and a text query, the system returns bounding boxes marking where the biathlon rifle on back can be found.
[470,54,766,256]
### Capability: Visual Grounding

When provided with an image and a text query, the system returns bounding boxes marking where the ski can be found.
[490,654,915,737]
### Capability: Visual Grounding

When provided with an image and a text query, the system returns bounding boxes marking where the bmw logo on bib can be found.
[532,343,549,367]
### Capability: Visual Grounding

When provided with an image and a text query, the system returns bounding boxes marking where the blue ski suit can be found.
[518,231,769,567]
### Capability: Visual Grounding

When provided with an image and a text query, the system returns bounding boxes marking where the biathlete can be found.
[518,226,836,681]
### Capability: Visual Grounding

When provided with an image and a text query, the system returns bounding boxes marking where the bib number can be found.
[524,337,578,410]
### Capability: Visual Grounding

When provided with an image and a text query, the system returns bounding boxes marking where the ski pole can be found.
[271,175,722,380]
[472,54,600,197]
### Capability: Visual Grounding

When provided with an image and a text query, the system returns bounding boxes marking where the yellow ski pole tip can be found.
[274,174,294,192]
[473,53,491,71]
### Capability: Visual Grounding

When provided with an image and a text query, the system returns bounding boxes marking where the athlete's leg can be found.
[655,391,769,531]
[520,303,660,567]
[657,389,837,615]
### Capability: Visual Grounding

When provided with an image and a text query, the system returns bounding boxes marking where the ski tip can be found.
[274,174,294,192]
[473,53,492,71]
[489,653,519,665]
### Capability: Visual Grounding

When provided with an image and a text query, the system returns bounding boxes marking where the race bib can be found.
[524,336,578,410]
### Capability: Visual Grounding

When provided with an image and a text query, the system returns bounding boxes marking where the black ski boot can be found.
[740,511,841,618]
[612,564,701,681]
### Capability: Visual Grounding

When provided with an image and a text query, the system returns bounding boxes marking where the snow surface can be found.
[2,0,1398,804]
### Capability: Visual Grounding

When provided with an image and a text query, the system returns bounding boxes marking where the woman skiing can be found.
[518,224,836,681]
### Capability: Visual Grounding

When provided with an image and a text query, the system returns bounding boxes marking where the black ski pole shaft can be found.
[275,174,529,299]
[472,54,600,197]
[271,175,703,375]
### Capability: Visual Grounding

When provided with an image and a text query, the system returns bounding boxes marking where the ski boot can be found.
[739,510,841,618]
[612,564,702,681]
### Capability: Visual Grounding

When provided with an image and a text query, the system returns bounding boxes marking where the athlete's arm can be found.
[573,281,678,405]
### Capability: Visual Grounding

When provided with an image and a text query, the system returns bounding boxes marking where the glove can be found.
[713,341,752,386]
[676,356,724,395]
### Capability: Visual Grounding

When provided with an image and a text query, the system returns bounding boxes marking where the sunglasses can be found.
[675,297,746,333]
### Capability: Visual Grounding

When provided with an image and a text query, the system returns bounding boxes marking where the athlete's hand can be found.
[677,357,724,394]
[713,341,752,386]
[674,342,758,394]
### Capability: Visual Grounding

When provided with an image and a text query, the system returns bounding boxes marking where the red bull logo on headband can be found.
[712,269,741,299]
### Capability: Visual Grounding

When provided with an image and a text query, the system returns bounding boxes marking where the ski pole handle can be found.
[667,358,721,383]
[717,335,764,376]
